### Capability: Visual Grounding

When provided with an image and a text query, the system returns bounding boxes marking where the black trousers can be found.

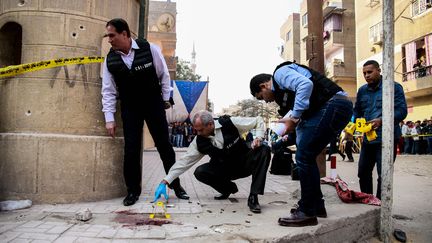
[193,145,271,195]
[121,98,180,195]
[358,142,397,199]
[345,140,354,160]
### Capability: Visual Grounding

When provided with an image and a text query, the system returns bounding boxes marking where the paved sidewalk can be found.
[0,150,380,242]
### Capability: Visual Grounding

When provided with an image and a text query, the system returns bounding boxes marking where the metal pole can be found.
[380,0,394,242]
[138,0,148,39]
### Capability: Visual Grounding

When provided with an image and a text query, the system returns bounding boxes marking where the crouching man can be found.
[153,110,271,213]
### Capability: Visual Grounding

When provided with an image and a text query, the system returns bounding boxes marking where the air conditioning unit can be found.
[373,35,383,45]
[333,59,344,65]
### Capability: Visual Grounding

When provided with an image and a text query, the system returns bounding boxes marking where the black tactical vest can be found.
[106,39,162,106]
[272,61,343,118]
[196,115,249,163]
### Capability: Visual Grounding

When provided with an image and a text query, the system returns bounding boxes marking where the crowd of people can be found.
[168,122,196,148]
[400,118,432,155]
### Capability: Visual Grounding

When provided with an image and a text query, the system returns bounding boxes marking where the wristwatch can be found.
[288,116,300,124]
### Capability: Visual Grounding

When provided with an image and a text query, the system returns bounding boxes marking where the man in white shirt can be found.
[101,18,188,206]
[153,110,271,214]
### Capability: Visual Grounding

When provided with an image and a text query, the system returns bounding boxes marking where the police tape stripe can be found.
[0,56,105,78]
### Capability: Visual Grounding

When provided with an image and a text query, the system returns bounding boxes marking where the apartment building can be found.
[280,13,301,62]
[355,0,432,120]
[280,0,357,98]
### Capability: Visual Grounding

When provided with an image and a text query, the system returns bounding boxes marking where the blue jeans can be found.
[295,96,353,216]
[176,134,183,147]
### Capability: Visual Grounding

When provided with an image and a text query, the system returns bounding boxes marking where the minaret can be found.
[191,42,197,74]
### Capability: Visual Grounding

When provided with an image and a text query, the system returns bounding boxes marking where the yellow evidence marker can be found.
[149,201,171,219]
[355,118,377,141]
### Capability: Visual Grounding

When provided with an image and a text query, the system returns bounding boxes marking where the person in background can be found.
[353,60,407,199]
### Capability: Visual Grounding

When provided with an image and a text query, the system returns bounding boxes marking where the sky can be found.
[173,0,302,114]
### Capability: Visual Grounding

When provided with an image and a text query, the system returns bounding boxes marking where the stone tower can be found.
[191,42,197,75]
[0,0,143,203]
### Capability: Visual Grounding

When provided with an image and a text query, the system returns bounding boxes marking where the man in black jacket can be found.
[250,61,353,226]
[153,110,271,214]
[101,18,188,206]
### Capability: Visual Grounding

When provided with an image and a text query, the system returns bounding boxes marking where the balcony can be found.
[324,30,344,53]
[326,60,347,80]
[401,65,432,98]
[322,0,344,18]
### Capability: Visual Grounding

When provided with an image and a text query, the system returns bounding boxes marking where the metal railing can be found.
[403,64,432,81]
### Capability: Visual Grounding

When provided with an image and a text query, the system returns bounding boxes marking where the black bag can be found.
[270,148,293,175]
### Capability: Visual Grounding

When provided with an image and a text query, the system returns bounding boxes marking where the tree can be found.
[176,59,201,82]
[222,98,279,124]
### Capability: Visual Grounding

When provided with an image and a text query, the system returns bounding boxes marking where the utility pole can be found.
[307,0,326,177]
[306,0,325,74]
[138,0,149,39]
[381,0,395,241]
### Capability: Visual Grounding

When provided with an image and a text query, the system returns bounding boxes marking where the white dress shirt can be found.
[163,116,265,184]
[101,39,172,123]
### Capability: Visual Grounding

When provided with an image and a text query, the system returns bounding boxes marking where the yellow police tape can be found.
[0,56,104,78]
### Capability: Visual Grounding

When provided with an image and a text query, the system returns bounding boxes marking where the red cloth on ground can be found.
[320,176,381,206]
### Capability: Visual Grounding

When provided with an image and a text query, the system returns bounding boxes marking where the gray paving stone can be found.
[17,232,58,241]
[0,231,22,242]
[53,236,78,243]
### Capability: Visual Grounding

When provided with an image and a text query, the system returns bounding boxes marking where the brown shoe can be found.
[278,210,318,227]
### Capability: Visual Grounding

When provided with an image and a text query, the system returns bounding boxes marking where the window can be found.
[402,34,432,81]
[302,13,308,27]
[0,22,22,68]
[412,0,432,17]
[369,22,383,43]
[286,30,291,41]
[323,14,343,32]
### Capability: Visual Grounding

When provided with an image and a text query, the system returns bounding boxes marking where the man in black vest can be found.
[153,110,271,214]
[250,61,353,226]
[101,18,188,206]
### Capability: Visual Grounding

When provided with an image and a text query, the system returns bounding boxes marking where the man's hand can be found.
[153,181,169,202]
[278,118,297,135]
[106,121,116,138]
[251,137,263,149]
[164,101,171,109]
[368,118,382,130]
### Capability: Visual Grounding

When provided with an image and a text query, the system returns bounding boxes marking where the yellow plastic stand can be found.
[149,201,171,219]
[355,118,377,141]
[344,122,356,135]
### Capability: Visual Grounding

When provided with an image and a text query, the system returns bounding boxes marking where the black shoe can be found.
[278,209,318,227]
[341,154,346,161]
[290,206,327,218]
[214,192,231,200]
[214,183,238,200]
[393,229,407,242]
[248,194,261,214]
[347,158,354,162]
[173,185,190,200]
[123,193,139,206]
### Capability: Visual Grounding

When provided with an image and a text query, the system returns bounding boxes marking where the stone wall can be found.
[0,0,142,203]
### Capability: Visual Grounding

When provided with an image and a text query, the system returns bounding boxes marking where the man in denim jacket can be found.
[354,60,407,199]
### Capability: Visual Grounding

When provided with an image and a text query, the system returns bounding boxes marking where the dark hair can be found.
[363,60,380,69]
[106,18,131,37]
[250,73,272,96]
